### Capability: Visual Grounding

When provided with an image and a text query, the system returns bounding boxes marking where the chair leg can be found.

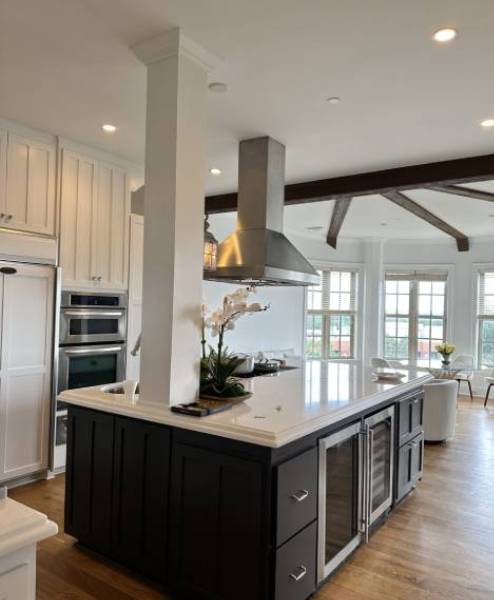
[485,384,493,407]
[467,380,473,401]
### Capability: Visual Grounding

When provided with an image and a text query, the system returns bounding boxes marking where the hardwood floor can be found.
[10,397,494,599]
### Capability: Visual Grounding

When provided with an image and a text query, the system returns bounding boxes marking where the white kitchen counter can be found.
[0,497,58,599]
[59,361,432,448]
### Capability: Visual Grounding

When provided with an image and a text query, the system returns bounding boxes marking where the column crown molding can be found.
[133,28,222,71]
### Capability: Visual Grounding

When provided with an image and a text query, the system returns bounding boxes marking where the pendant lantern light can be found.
[203,214,218,271]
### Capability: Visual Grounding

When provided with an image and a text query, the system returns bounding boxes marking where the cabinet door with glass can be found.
[318,421,363,582]
[384,272,447,367]
[364,406,395,527]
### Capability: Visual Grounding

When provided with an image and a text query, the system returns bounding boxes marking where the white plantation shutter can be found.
[477,270,494,369]
[306,269,358,359]
[312,270,357,312]
[385,271,448,282]
[478,271,494,317]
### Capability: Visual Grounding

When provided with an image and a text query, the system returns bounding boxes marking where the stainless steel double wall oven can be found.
[55,290,127,469]
[58,291,127,392]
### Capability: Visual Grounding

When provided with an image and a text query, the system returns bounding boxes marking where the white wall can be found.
[207,212,494,395]
[202,281,305,355]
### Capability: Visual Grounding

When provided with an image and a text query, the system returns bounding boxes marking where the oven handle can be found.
[63,310,125,318]
[63,345,124,355]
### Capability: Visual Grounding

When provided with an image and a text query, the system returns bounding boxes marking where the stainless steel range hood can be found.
[205,137,319,286]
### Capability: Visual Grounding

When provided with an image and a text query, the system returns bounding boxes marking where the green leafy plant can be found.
[200,347,246,398]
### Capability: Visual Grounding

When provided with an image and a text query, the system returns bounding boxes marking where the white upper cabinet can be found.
[59,148,130,290]
[59,150,97,288]
[1,133,56,236]
[94,163,129,290]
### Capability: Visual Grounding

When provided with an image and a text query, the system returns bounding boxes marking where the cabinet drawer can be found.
[398,393,423,445]
[396,432,424,502]
[276,448,317,546]
[275,522,316,600]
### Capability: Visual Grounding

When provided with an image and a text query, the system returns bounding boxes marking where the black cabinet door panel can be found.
[170,443,267,600]
[398,394,423,446]
[396,432,424,502]
[112,416,170,582]
[65,406,114,554]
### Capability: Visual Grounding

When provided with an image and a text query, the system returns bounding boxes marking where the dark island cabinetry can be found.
[395,390,424,502]
[65,386,425,600]
[65,406,170,583]
[170,442,270,599]
[65,407,114,555]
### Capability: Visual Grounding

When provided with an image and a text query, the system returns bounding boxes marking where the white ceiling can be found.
[1,0,494,239]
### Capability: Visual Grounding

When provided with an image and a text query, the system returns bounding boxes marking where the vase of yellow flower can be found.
[435,341,456,368]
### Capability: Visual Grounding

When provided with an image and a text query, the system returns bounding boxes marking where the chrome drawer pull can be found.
[289,565,307,582]
[290,489,309,502]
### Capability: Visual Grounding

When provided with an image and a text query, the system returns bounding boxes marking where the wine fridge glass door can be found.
[365,405,395,526]
[318,421,363,582]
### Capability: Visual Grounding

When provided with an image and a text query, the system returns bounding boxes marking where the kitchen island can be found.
[60,361,431,600]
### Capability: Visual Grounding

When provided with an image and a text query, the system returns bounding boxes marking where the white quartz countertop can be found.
[0,497,58,557]
[59,361,432,448]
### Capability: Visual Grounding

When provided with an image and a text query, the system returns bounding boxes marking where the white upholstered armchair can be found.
[423,379,457,442]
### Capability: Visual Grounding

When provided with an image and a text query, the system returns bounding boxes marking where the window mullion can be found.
[409,280,418,366]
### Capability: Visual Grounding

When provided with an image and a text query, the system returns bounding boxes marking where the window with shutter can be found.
[384,271,448,367]
[305,270,358,359]
[477,271,494,369]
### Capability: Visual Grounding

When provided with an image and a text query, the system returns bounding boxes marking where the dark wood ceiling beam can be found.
[381,190,470,252]
[205,153,494,213]
[327,198,352,249]
[427,183,494,203]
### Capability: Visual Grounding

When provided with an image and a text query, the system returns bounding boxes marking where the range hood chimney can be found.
[205,137,319,286]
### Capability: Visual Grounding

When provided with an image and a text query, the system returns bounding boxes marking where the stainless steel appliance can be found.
[318,406,394,582]
[54,290,127,470]
[57,343,127,393]
[59,291,127,345]
[204,137,319,286]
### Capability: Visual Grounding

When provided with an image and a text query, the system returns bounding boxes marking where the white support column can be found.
[362,239,385,366]
[133,29,219,406]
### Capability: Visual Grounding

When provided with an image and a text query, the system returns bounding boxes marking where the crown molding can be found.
[132,28,222,72]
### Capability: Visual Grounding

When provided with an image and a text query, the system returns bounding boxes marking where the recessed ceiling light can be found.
[481,119,494,128]
[210,167,222,176]
[208,82,229,93]
[102,124,117,133]
[433,28,457,43]
[327,96,341,105]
